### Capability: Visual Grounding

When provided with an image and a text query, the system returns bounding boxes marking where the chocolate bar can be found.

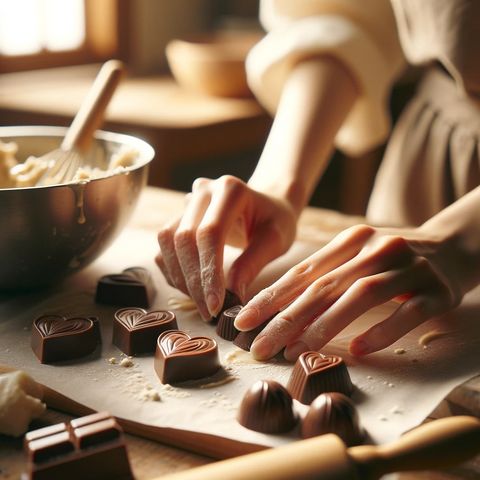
[286,352,354,405]
[237,380,298,434]
[211,289,241,324]
[24,412,133,480]
[112,308,177,355]
[216,304,242,340]
[301,392,364,446]
[154,330,221,384]
[95,266,156,308]
[31,315,98,364]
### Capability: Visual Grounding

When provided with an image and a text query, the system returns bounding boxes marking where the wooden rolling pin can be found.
[154,416,480,480]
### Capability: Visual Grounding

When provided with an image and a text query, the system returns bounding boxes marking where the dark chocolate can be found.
[301,392,364,446]
[31,315,97,364]
[237,380,298,434]
[211,289,241,324]
[95,266,156,308]
[154,330,221,384]
[286,351,354,405]
[216,304,243,340]
[232,313,277,351]
[24,412,133,480]
[112,308,177,355]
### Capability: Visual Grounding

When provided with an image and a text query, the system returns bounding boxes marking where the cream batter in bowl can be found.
[0,126,155,290]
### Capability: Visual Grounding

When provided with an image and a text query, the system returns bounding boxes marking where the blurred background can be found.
[0,0,415,214]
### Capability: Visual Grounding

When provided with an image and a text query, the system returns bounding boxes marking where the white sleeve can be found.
[246,0,406,157]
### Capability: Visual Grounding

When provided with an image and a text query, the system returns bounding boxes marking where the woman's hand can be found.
[234,223,473,361]
[155,175,298,321]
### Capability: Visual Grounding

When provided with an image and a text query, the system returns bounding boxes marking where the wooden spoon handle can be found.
[348,416,480,480]
[61,59,126,152]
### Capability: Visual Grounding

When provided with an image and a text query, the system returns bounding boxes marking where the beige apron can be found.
[366,66,480,227]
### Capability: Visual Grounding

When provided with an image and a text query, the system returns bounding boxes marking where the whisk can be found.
[15,60,126,187]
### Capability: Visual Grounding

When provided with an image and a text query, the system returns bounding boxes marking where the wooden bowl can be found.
[166,32,263,98]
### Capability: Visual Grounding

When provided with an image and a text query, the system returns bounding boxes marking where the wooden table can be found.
[1,187,479,479]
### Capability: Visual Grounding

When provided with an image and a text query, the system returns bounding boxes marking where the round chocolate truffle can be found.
[301,392,364,446]
[237,380,298,434]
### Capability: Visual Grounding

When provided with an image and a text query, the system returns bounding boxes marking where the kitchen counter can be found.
[0,186,479,479]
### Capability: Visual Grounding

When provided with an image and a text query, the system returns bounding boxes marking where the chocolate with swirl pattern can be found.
[154,330,220,384]
[95,267,156,308]
[286,351,354,405]
[113,308,177,355]
[31,315,97,364]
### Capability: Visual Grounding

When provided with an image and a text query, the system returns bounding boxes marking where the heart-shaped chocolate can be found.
[154,330,220,384]
[95,267,156,308]
[31,315,97,364]
[286,352,354,405]
[113,308,177,355]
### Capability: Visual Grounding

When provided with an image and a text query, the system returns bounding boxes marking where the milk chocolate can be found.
[113,308,177,355]
[154,330,221,384]
[301,392,364,446]
[24,412,133,480]
[232,313,277,351]
[95,266,156,308]
[216,305,243,340]
[237,380,298,434]
[286,351,354,405]
[31,315,97,364]
[211,289,241,324]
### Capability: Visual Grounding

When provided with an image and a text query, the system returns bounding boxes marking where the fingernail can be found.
[197,300,211,322]
[284,341,309,362]
[234,307,258,331]
[349,339,370,356]
[250,336,275,360]
[206,292,220,317]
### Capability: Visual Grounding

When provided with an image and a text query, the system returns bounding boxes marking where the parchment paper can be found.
[1,226,479,453]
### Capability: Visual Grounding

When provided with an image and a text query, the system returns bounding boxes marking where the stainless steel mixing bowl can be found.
[0,126,155,291]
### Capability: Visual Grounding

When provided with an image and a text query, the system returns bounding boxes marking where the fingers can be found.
[234,224,377,333]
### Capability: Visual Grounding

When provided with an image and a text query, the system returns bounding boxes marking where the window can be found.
[0,0,127,73]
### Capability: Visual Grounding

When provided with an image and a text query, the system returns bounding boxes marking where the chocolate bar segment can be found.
[301,392,364,446]
[237,380,298,434]
[95,266,156,308]
[211,289,241,324]
[286,352,354,405]
[216,305,242,340]
[24,412,133,480]
[113,308,177,355]
[31,315,97,364]
[233,313,277,351]
[154,330,220,384]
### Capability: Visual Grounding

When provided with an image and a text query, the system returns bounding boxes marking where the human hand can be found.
[234,224,468,361]
[155,175,298,321]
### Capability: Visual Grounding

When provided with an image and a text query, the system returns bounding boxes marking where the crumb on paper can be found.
[367,375,373,380]
[390,406,404,414]
[378,415,388,422]
[120,358,133,368]
[388,383,395,388]
[167,295,198,311]
[109,357,117,364]
[394,348,406,354]
[418,330,447,348]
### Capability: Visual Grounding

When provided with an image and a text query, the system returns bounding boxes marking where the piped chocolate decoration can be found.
[112,308,178,355]
[237,380,298,434]
[95,267,156,308]
[24,412,133,480]
[211,289,241,324]
[233,313,277,351]
[301,392,364,446]
[154,330,221,384]
[286,351,354,405]
[216,305,243,340]
[31,315,97,364]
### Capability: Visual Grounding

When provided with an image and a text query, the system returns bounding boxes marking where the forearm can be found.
[248,55,359,217]
[417,186,480,294]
